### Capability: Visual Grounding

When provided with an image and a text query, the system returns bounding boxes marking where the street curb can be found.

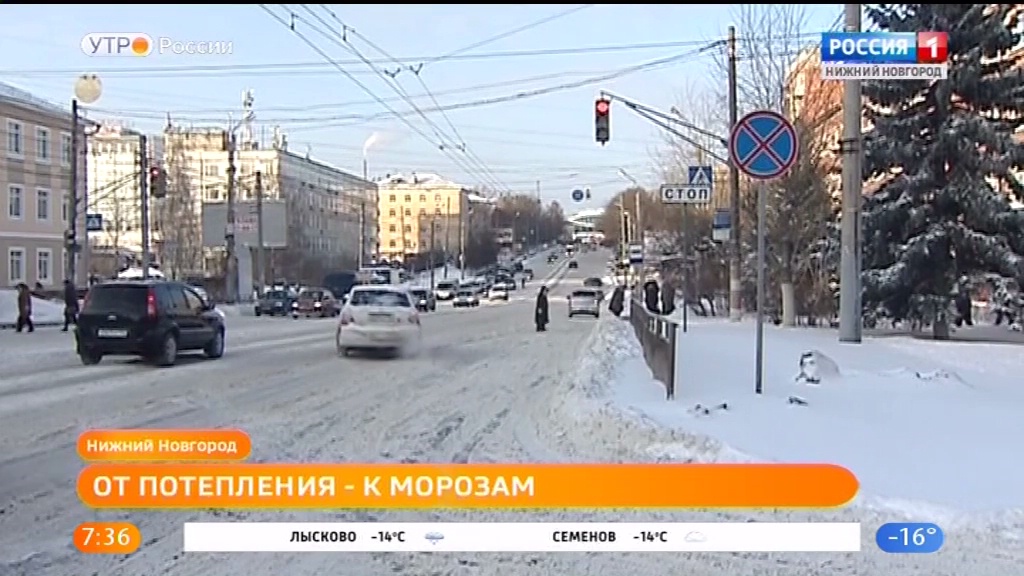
[0,321,63,330]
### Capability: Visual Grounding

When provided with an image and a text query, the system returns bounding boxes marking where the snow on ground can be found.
[568,313,1024,520]
[0,289,65,327]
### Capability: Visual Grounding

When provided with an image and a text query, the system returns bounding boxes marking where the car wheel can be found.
[154,333,178,367]
[254,309,262,317]
[204,328,225,359]
[79,350,103,365]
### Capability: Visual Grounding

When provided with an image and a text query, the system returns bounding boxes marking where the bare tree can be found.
[154,131,202,279]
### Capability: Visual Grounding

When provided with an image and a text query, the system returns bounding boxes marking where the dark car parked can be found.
[293,288,340,318]
[255,289,295,316]
[75,280,225,367]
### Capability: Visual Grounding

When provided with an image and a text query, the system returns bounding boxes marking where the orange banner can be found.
[77,463,857,509]
[77,429,251,462]
[73,522,141,554]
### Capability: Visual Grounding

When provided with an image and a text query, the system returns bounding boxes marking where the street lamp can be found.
[69,74,103,285]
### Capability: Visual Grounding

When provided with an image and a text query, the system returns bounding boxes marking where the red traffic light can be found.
[149,166,161,177]
[596,99,610,115]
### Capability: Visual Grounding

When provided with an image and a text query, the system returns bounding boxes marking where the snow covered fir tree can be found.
[860,4,1024,339]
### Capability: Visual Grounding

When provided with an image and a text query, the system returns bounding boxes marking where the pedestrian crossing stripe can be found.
[687,166,713,186]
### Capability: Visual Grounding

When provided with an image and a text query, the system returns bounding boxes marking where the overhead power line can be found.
[0,34,818,78]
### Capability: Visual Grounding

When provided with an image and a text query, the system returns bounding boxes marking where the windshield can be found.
[349,289,411,307]
[84,285,148,313]
[411,290,427,297]
[584,278,602,287]
[266,290,289,300]
[572,290,598,299]
[437,282,456,289]
[299,290,323,300]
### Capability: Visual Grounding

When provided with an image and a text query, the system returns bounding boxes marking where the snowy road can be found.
[1,251,1019,575]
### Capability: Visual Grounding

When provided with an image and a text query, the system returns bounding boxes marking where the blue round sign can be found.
[571,189,584,202]
[728,110,798,181]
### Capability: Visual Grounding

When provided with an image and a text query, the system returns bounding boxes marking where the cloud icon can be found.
[424,532,445,544]
[684,531,707,543]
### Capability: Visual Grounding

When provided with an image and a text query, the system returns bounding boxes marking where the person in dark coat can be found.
[15,282,34,333]
[534,285,550,332]
[62,279,79,331]
[661,279,677,316]
[643,278,660,313]
[608,285,625,317]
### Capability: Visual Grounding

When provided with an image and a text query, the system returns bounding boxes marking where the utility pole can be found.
[839,3,864,343]
[429,219,437,290]
[444,196,451,278]
[255,170,266,293]
[727,25,743,321]
[634,189,644,283]
[458,195,466,280]
[357,201,366,269]
[224,132,238,303]
[68,99,80,284]
[138,134,152,280]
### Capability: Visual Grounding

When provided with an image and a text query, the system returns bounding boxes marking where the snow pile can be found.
[0,289,65,328]
[597,318,1024,514]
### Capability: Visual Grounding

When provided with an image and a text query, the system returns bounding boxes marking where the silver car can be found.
[568,289,601,318]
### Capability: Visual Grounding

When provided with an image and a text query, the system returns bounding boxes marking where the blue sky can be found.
[0,4,840,211]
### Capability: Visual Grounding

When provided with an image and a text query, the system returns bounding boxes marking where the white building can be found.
[163,127,377,279]
[85,123,162,260]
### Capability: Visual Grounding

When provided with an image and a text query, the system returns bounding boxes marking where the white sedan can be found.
[335,285,422,358]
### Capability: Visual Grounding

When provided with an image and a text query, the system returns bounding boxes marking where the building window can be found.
[434,207,442,215]
[435,194,441,202]
[388,208,396,217]
[419,208,426,215]
[389,224,396,232]
[389,194,396,202]
[8,248,25,284]
[203,164,219,177]
[404,225,411,232]
[404,208,411,216]
[36,248,52,285]
[61,132,72,166]
[404,194,411,202]
[36,188,50,220]
[6,120,23,157]
[419,194,426,202]
[35,127,50,163]
[8,184,23,219]
[389,240,396,247]
[61,192,69,222]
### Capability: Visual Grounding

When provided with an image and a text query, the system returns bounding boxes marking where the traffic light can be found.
[595,98,611,145]
[149,166,167,198]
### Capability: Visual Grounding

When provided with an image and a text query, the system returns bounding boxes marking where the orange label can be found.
[77,429,251,462]
[77,463,857,509]
[73,522,142,554]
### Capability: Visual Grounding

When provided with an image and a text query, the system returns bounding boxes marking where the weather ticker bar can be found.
[182,522,862,553]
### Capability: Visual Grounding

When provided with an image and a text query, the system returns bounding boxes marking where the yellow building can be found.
[375,173,470,262]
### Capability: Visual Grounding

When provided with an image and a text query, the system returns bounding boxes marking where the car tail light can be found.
[146,288,157,318]
[340,311,354,326]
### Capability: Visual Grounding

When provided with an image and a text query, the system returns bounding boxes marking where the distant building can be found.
[0,82,83,287]
[161,127,377,280]
[85,123,164,274]
[375,172,475,263]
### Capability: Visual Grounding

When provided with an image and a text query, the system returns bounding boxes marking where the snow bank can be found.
[0,289,66,328]
[595,318,1024,515]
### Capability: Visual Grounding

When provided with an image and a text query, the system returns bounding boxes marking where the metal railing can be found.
[628,297,678,399]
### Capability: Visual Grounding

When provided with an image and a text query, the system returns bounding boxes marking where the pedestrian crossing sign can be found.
[687,166,713,187]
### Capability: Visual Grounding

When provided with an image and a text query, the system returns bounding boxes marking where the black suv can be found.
[75,280,226,367]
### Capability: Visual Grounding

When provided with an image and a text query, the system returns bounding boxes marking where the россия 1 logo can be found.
[819,31,948,81]
[81,33,233,57]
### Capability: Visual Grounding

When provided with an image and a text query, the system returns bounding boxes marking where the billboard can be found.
[201,201,288,248]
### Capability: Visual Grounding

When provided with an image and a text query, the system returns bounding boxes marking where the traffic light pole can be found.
[138,134,152,280]
[67,99,80,285]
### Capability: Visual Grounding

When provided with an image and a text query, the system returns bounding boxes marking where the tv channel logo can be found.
[82,33,153,57]
[820,32,948,64]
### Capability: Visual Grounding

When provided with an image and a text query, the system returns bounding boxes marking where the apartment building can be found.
[163,127,377,277]
[0,82,83,288]
[376,172,470,262]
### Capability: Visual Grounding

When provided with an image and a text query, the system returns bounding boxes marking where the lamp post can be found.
[618,168,645,282]
[69,74,103,286]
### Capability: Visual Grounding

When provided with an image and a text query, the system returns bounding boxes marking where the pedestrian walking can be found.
[63,279,79,332]
[534,285,550,332]
[15,282,34,333]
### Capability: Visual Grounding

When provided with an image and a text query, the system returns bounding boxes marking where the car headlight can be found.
[314,302,322,308]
